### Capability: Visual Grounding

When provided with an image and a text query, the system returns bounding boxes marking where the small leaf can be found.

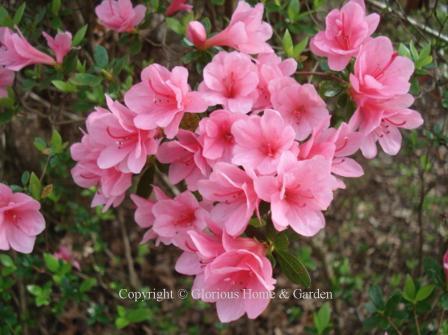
[52,80,77,93]
[94,45,109,68]
[275,249,311,288]
[41,184,53,199]
[166,17,183,34]
[415,284,435,302]
[0,254,15,268]
[71,73,102,86]
[314,302,331,335]
[368,285,385,310]
[282,30,294,57]
[72,24,88,47]
[293,37,309,60]
[403,275,416,302]
[44,253,60,273]
[51,0,61,16]
[398,43,411,58]
[29,172,42,200]
[287,0,300,22]
[51,129,63,154]
[80,278,97,293]
[0,6,13,27]
[13,3,26,25]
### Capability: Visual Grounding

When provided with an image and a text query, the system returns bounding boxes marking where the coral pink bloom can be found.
[192,244,275,322]
[157,130,211,191]
[350,37,414,104]
[43,31,72,64]
[151,191,208,250]
[125,64,208,138]
[0,67,14,98]
[197,162,259,236]
[0,183,45,254]
[197,109,246,162]
[166,0,192,16]
[54,246,81,270]
[310,0,379,71]
[205,1,273,54]
[0,29,55,71]
[255,153,334,236]
[356,106,423,158]
[130,187,169,244]
[270,77,330,140]
[70,117,133,211]
[186,21,207,49]
[299,121,364,179]
[254,53,297,110]
[93,96,160,174]
[95,0,146,32]
[199,51,259,114]
[231,110,296,175]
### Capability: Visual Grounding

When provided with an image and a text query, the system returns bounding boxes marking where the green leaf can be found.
[403,275,416,303]
[415,284,435,302]
[272,232,289,251]
[287,0,300,22]
[21,171,30,186]
[368,285,385,310]
[314,302,331,335]
[293,37,309,60]
[409,41,419,61]
[52,80,77,93]
[115,318,129,329]
[33,137,47,153]
[29,172,42,200]
[94,45,109,68]
[27,284,42,296]
[51,0,61,16]
[80,278,97,293]
[126,308,152,323]
[398,43,411,59]
[13,3,26,25]
[275,249,311,288]
[166,17,183,34]
[282,30,294,57]
[71,73,102,86]
[0,254,15,268]
[44,253,60,273]
[72,24,88,47]
[0,6,13,27]
[51,129,63,154]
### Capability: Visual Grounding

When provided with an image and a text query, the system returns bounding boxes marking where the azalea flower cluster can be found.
[68,0,424,323]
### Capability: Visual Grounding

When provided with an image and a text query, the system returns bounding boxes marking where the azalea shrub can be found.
[0,0,447,334]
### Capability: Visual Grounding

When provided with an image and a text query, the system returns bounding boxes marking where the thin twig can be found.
[118,210,140,288]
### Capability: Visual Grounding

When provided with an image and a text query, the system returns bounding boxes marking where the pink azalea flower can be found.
[310,0,380,71]
[254,153,334,236]
[299,121,364,179]
[166,0,192,16]
[0,28,55,71]
[43,31,72,64]
[0,183,45,254]
[54,246,81,270]
[205,1,273,54]
[350,36,414,104]
[125,64,208,138]
[186,21,207,49]
[192,238,275,322]
[151,191,208,250]
[92,96,160,174]
[95,0,146,32]
[199,51,259,114]
[269,77,330,140]
[231,110,296,175]
[197,109,246,162]
[254,53,297,110]
[156,130,211,191]
[354,105,423,158]
[0,67,14,98]
[70,114,133,211]
[197,162,259,236]
[130,187,169,244]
